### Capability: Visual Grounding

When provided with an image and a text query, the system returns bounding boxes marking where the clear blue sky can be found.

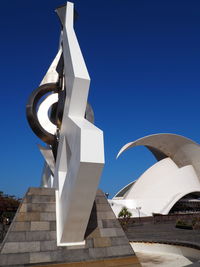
[1,0,200,198]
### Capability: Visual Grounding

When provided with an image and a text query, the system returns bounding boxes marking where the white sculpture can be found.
[26,2,105,246]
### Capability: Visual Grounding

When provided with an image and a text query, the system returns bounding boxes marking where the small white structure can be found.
[110,134,200,217]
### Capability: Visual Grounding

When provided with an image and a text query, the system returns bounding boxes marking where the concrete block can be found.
[19,204,27,212]
[102,219,121,228]
[93,237,111,248]
[96,190,105,196]
[50,250,63,262]
[1,241,40,254]
[96,204,111,212]
[100,228,118,237]
[95,197,108,204]
[40,240,57,251]
[28,187,55,196]
[31,221,50,231]
[11,222,30,232]
[30,251,51,264]
[40,212,56,221]
[89,247,108,259]
[97,220,103,229]
[106,245,134,257]
[27,203,55,212]
[116,228,126,236]
[110,236,130,246]
[50,221,56,231]
[0,253,29,265]
[26,195,55,204]
[63,248,90,262]
[85,239,94,248]
[15,212,40,222]
[86,228,101,238]
[26,231,56,241]
[6,231,26,242]
[97,212,116,220]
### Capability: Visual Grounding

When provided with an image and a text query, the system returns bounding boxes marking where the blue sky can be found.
[1,0,200,197]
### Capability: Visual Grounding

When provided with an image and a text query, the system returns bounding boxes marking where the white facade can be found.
[110,134,200,217]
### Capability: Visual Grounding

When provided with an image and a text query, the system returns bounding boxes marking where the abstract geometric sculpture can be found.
[26,2,105,246]
[110,133,200,217]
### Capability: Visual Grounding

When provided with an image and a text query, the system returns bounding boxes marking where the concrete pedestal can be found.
[0,188,140,266]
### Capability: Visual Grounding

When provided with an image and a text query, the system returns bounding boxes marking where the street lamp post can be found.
[136,206,141,224]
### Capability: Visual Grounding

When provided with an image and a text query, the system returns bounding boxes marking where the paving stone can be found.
[96,204,112,212]
[96,190,104,196]
[6,232,26,242]
[40,240,57,251]
[97,211,116,220]
[30,251,51,264]
[89,247,108,259]
[28,188,55,196]
[11,222,30,232]
[15,212,40,222]
[49,250,63,262]
[19,204,27,213]
[26,195,55,204]
[100,228,118,237]
[26,231,56,241]
[102,219,121,228]
[50,221,56,231]
[63,248,90,262]
[85,239,94,248]
[27,203,55,212]
[97,220,103,228]
[86,228,101,238]
[110,236,131,246]
[106,245,134,257]
[1,241,40,254]
[116,228,126,236]
[30,222,50,231]
[40,212,56,221]
[0,253,29,266]
[95,197,108,204]
[93,237,111,248]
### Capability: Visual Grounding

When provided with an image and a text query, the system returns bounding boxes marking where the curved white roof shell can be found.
[111,134,200,217]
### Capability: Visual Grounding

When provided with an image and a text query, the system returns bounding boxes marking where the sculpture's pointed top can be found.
[55,2,78,28]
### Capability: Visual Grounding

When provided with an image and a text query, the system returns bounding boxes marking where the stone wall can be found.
[0,188,140,266]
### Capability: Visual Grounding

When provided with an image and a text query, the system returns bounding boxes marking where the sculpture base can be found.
[0,188,140,266]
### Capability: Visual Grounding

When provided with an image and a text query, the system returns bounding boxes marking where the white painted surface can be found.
[117,133,200,183]
[131,242,200,266]
[111,157,200,217]
[40,49,62,85]
[38,144,55,174]
[53,2,104,245]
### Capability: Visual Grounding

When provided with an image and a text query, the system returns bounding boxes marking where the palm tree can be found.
[118,207,132,230]
[118,207,132,218]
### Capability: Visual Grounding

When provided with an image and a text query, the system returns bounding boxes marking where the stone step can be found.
[24,195,55,204]
[27,188,55,196]
[0,188,139,266]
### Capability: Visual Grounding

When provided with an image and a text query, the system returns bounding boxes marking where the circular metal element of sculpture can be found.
[26,82,95,147]
[26,83,60,145]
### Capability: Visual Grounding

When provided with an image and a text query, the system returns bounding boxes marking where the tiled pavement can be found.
[126,221,200,248]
